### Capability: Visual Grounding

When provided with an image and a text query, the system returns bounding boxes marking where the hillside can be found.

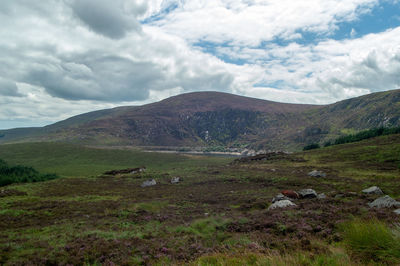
[1,90,400,151]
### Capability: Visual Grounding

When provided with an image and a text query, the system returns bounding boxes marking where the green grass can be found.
[341,219,400,264]
[194,250,354,266]
[0,142,230,177]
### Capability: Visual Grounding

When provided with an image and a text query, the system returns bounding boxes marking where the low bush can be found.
[0,159,58,186]
[303,143,320,151]
[341,219,400,264]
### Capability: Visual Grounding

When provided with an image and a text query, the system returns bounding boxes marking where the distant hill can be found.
[1,90,400,151]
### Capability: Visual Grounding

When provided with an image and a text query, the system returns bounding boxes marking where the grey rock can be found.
[308,170,326,178]
[368,195,400,208]
[317,193,326,199]
[171,177,180,184]
[272,193,290,203]
[362,186,383,195]
[394,209,400,215]
[141,179,156,188]
[298,189,318,199]
[268,200,296,210]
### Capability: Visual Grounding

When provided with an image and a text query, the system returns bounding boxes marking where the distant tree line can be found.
[303,126,400,151]
[0,159,58,186]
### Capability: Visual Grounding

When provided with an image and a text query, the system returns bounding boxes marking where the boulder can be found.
[368,195,400,208]
[141,179,156,188]
[298,189,318,199]
[268,200,296,210]
[317,193,326,199]
[308,170,326,178]
[394,209,400,215]
[272,193,290,203]
[362,186,383,195]
[171,177,180,184]
[281,190,299,199]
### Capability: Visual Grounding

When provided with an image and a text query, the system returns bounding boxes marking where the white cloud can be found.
[1,0,400,129]
[150,0,379,46]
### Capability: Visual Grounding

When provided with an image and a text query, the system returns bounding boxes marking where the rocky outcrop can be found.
[368,195,400,208]
[362,186,383,195]
[308,170,326,178]
[171,177,180,184]
[104,167,146,175]
[268,200,296,210]
[141,179,156,188]
[272,193,290,203]
[298,189,318,199]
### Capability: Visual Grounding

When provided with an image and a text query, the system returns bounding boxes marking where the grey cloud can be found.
[0,78,22,97]
[23,53,165,101]
[70,0,144,39]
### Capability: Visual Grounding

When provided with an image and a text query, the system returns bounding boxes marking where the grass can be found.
[194,249,355,266]
[341,219,400,264]
[0,135,400,264]
[0,142,230,177]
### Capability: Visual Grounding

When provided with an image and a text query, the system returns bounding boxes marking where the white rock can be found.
[272,193,290,203]
[141,179,156,187]
[394,209,400,215]
[268,200,296,210]
[308,170,326,178]
[362,186,383,195]
[317,193,326,199]
[171,177,180,184]
[368,195,400,208]
[298,189,318,199]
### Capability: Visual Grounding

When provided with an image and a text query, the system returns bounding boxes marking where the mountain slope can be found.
[1,90,400,151]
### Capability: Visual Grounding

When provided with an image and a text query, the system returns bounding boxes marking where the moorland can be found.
[0,132,399,265]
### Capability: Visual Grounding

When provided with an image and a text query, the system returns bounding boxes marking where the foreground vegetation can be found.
[0,134,399,265]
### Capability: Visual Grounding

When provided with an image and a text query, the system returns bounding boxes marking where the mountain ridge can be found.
[1,89,399,151]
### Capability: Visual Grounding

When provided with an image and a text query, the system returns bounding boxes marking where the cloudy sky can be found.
[1,0,400,129]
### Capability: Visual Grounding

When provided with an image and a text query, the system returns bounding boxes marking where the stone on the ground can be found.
[171,177,180,184]
[317,193,326,199]
[298,189,318,199]
[362,186,383,195]
[272,193,290,203]
[281,190,299,199]
[308,170,326,178]
[368,195,400,208]
[268,200,296,210]
[394,209,400,215]
[141,179,156,187]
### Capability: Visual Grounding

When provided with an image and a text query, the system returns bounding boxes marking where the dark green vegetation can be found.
[0,159,58,186]
[1,89,400,151]
[325,126,400,147]
[0,134,399,265]
[303,143,320,151]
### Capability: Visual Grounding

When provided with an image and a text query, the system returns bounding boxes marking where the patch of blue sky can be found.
[141,2,179,24]
[253,80,299,90]
[332,1,400,40]
[193,41,248,65]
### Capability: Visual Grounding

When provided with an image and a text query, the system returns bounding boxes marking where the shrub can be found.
[303,143,320,151]
[0,159,59,186]
[341,219,400,264]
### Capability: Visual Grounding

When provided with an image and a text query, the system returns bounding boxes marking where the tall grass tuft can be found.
[341,219,400,264]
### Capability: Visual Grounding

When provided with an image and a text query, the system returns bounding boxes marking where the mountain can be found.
[1,90,400,151]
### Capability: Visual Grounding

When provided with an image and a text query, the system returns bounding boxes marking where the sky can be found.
[1,0,400,129]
